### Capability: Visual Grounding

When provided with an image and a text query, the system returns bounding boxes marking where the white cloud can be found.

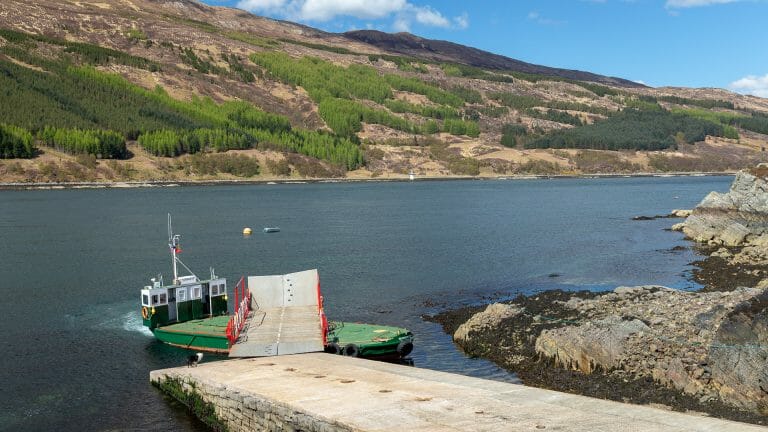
[413,6,450,28]
[297,0,407,21]
[527,11,566,25]
[665,0,740,8]
[453,13,469,29]
[730,74,768,98]
[236,0,467,31]
[237,0,289,13]
[393,17,410,32]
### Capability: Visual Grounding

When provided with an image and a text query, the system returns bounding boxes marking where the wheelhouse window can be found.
[142,294,150,306]
[152,294,159,305]
[159,293,167,304]
[178,289,186,302]
[212,283,225,296]
[192,286,201,299]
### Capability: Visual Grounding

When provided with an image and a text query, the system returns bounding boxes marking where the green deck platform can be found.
[152,316,412,359]
[153,315,230,353]
[327,322,412,358]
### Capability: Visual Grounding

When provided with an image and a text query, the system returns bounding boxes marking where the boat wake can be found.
[87,303,153,336]
[122,311,153,336]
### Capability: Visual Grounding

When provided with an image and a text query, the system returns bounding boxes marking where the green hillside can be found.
[0,0,766,180]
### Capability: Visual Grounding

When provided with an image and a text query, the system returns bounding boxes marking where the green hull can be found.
[152,318,413,358]
[326,322,413,359]
[152,315,230,353]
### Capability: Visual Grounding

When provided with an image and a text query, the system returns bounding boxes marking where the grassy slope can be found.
[0,0,767,181]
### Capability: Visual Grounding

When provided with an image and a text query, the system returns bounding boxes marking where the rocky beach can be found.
[431,167,768,425]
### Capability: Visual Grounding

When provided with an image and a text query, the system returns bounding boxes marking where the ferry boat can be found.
[140,216,413,360]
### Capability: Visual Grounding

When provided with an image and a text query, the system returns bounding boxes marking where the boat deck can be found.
[328,322,409,345]
[156,315,230,337]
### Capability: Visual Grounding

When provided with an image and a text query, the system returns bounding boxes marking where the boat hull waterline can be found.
[150,319,413,359]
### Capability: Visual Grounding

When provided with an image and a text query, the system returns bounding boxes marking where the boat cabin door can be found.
[167,288,177,322]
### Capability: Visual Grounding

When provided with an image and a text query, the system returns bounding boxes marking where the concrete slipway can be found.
[150,353,767,431]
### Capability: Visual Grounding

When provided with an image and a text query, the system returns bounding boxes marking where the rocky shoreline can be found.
[0,172,735,190]
[430,168,768,425]
[429,290,768,425]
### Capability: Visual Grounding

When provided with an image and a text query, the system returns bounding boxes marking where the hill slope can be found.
[0,0,767,183]
[343,30,642,88]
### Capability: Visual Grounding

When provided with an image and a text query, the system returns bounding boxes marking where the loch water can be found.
[0,176,732,431]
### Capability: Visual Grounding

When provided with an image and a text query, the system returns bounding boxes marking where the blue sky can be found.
[202,0,768,96]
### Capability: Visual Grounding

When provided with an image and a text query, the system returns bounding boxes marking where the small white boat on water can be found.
[263,227,280,233]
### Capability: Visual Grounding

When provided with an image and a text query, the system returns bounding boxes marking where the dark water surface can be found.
[0,176,731,431]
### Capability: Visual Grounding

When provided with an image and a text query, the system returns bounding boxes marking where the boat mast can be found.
[168,213,180,284]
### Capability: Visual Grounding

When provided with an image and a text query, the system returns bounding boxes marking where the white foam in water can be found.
[122,311,153,336]
[87,302,153,336]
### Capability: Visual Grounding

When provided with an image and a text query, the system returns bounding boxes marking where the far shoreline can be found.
[0,171,737,191]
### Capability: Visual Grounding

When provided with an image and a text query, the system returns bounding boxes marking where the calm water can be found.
[0,176,731,431]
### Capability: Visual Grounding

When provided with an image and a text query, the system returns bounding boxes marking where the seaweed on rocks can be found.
[427,288,768,426]
[691,246,768,292]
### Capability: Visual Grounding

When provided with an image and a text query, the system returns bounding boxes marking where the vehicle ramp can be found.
[229,269,325,357]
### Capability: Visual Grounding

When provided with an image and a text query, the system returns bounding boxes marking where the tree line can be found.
[524,109,583,126]
[490,92,610,116]
[383,99,459,120]
[656,95,734,110]
[500,124,528,148]
[0,124,34,158]
[249,52,480,135]
[37,127,127,158]
[0,28,158,71]
[138,129,250,156]
[0,33,367,168]
[525,110,726,151]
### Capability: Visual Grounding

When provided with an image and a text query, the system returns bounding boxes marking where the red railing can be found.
[226,276,251,347]
[317,275,328,346]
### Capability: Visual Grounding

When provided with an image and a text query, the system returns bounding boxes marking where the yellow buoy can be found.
[243,227,253,235]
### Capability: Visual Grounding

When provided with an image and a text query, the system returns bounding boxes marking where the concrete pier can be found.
[150,353,767,431]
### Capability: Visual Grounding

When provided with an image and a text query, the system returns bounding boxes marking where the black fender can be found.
[396,339,414,357]
[343,343,359,357]
[324,343,341,354]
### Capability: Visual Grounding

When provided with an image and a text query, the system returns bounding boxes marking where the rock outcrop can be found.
[535,316,648,374]
[447,284,768,415]
[453,303,523,343]
[709,291,768,414]
[682,170,768,248]
[534,286,763,405]
[674,169,768,287]
[671,209,693,218]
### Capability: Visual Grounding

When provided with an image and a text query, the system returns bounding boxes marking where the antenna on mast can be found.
[168,213,180,284]
[166,213,196,284]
